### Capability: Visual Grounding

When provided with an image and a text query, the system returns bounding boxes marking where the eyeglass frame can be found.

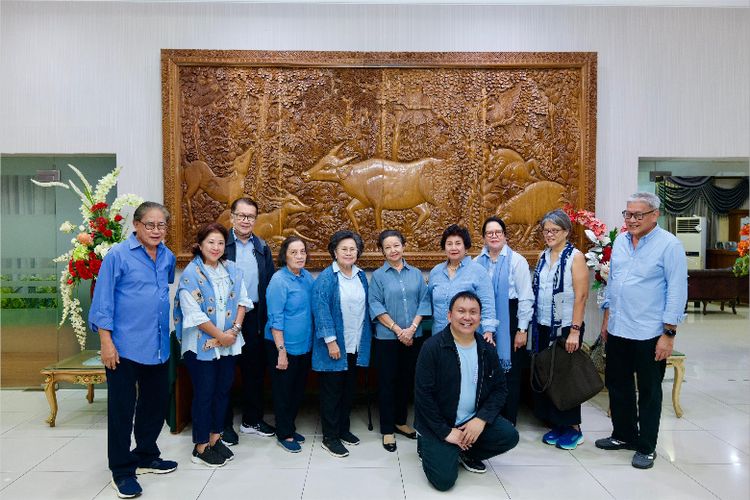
[541,228,564,235]
[622,209,657,221]
[484,230,505,237]
[232,212,257,222]
[136,221,168,231]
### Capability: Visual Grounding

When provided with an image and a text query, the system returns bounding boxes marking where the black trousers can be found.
[500,299,526,425]
[183,351,237,445]
[419,417,519,491]
[605,334,666,455]
[375,337,423,435]
[225,306,268,428]
[264,341,310,440]
[106,358,168,480]
[318,353,358,440]
[532,325,583,428]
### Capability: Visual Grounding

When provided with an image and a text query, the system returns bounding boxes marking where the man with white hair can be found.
[597,192,688,469]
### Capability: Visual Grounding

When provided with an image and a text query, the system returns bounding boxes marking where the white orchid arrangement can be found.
[32,165,143,350]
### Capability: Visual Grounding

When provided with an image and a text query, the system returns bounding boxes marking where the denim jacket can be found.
[311,264,372,371]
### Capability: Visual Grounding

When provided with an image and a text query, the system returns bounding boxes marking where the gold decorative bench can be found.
[40,350,106,427]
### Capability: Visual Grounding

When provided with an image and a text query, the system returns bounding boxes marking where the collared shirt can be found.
[331,261,366,354]
[265,266,315,356]
[476,246,534,330]
[535,247,581,327]
[89,233,175,364]
[234,233,259,302]
[368,259,432,340]
[178,262,252,358]
[603,225,688,340]
[428,256,497,335]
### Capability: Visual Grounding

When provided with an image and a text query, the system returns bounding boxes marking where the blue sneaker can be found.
[135,458,178,474]
[542,427,566,445]
[111,476,142,498]
[555,427,584,450]
[292,432,306,443]
[277,438,303,453]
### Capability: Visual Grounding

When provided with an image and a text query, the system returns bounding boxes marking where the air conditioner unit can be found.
[675,216,706,270]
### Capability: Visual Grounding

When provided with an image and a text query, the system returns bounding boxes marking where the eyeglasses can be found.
[622,209,656,220]
[542,228,563,235]
[138,221,168,231]
[484,230,504,237]
[232,213,257,222]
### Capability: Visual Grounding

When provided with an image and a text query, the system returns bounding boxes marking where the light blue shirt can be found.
[475,245,534,330]
[178,263,252,358]
[89,233,175,364]
[265,267,315,356]
[455,339,478,425]
[535,248,580,327]
[234,234,259,302]
[428,256,496,335]
[332,261,366,354]
[603,226,688,340]
[368,260,432,340]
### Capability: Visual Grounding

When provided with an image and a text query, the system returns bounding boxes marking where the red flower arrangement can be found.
[66,202,126,285]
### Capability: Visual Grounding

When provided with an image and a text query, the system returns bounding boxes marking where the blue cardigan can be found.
[311,265,372,371]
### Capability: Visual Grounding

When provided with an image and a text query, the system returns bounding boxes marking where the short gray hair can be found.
[134,201,170,222]
[539,209,572,233]
[626,192,660,210]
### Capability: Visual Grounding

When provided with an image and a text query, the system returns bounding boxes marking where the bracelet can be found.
[277,345,285,352]
[388,322,396,331]
[570,324,581,331]
[231,323,242,333]
[411,323,419,329]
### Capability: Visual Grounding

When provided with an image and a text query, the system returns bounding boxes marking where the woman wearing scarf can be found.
[174,222,253,467]
[475,216,534,426]
[531,209,589,450]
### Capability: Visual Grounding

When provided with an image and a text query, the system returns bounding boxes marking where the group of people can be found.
[89,191,687,498]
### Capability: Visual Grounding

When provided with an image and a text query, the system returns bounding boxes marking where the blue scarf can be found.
[476,247,512,372]
[174,255,243,361]
[531,242,574,354]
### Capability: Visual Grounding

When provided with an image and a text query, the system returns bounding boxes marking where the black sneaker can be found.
[135,458,178,475]
[111,476,142,499]
[632,451,657,469]
[459,453,487,474]
[595,436,635,451]
[211,440,234,461]
[191,445,226,468]
[340,431,360,446]
[240,420,276,437]
[322,438,349,458]
[221,426,239,446]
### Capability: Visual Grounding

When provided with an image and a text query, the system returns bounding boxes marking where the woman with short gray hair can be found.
[531,209,589,450]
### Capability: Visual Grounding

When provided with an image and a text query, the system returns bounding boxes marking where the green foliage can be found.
[0,274,58,309]
[733,255,749,277]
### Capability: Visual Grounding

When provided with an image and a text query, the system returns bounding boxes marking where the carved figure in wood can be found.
[496,180,567,241]
[183,147,254,227]
[253,193,314,244]
[303,143,444,232]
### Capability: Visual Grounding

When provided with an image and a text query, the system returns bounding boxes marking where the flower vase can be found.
[596,285,606,306]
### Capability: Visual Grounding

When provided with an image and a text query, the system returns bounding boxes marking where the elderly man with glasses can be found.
[220,197,277,445]
[89,201,177,499]
[596,192,688,470]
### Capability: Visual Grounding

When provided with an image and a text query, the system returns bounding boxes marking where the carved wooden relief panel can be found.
[162,50,597,269]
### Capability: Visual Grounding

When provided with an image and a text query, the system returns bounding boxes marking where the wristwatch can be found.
[663,327,677,338]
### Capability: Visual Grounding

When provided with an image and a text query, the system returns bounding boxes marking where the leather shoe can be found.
[394,425,417,439]
[382,434,397,453]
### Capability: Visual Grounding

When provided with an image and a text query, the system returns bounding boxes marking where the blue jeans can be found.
[419,417,519,491]
[183,351,237,444]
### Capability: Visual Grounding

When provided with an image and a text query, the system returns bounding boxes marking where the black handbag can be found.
[531,334,605,411]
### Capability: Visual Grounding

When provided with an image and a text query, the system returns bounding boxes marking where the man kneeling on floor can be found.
[414,291,519,491]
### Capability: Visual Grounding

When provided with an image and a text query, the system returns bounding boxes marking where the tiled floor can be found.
[1,305,748,499]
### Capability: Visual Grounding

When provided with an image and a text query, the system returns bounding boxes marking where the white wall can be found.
[1,2,748,225]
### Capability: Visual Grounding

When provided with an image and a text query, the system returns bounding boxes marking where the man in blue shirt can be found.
[414,291,519,491]
[89,202,177,499]
[597,192,688,470]
[221,197,276,444]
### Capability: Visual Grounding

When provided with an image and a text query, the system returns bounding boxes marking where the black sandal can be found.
[394,426,417,440]
[382,435,397,452]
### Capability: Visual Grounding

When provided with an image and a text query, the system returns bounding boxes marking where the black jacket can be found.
[414,326,507,441]
[223,229,275,335]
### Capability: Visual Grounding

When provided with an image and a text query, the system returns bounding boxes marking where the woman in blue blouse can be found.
[264,236,315,453]
[428,224,497,338]
[369,229,431,452]
[312,230,372,459]
[174,222,253,468]
[531,209,589,450]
